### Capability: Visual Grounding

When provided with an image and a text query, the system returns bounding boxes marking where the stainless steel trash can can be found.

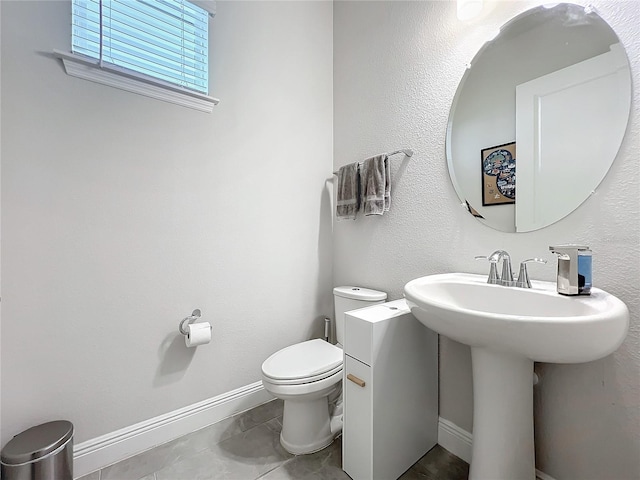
[0,420,73,480]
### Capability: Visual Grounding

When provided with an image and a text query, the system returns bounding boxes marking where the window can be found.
[56,0,218,112]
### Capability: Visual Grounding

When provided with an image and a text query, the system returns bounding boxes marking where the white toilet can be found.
[261,286,387,454]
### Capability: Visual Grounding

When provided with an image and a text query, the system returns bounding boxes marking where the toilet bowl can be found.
[261,286,387,455]
[262,339,343,454]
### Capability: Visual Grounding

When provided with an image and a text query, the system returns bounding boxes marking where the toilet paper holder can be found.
[179,309,204,335]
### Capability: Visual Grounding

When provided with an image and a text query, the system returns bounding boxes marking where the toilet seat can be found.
[263,364,343,386]
[262,339,343,385]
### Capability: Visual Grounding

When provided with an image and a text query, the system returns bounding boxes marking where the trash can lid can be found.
[1,421,73,465]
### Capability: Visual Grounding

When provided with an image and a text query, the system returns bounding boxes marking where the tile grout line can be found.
[254,456,297,480]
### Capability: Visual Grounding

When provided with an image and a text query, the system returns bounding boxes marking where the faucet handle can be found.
[475,255,500,284]
[516,258,547,288]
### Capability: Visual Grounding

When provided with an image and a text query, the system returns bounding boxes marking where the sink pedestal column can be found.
[469,347,535,480]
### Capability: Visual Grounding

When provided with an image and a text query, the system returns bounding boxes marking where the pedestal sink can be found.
[404,273,629,480]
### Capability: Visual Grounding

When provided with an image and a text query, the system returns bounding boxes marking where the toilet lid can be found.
[262,339,343,381]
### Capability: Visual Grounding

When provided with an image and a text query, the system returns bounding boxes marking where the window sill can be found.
[53,50,219,113]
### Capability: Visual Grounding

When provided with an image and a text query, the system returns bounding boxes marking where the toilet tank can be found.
[333,286,387,346]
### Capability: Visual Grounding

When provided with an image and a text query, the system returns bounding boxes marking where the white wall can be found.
[334,1,639,479]
[0,0,333,446]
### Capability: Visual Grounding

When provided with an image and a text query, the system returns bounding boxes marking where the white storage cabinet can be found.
[342,299,438,480]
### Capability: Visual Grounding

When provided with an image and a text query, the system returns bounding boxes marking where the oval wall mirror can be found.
[446,3,631,232]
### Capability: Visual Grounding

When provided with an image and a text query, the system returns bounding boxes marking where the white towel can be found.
[336,162,360,220]
[361,154,390,215]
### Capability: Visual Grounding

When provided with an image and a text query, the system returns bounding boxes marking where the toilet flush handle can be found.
[347,374,366,388]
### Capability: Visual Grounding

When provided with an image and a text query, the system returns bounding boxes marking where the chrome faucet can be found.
[477,251,547,288]
[491,250,515,287]
[475,250,514,286]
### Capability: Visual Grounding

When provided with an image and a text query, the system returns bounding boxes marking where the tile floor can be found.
[77,400,468,480]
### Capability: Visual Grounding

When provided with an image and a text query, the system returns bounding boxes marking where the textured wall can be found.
[333,1,639,478]
[1,0,333,445]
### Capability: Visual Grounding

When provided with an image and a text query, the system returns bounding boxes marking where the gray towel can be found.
[361,154,390,215]
[336,162,360,220]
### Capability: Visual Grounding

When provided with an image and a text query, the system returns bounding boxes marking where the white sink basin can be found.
[404,272,629,363]
[404,272,629,480]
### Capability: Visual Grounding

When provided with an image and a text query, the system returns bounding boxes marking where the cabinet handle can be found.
[347,373,366,388]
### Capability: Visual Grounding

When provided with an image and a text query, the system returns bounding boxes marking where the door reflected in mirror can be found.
[446,3,631,232]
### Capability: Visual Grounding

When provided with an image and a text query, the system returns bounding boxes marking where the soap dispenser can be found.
[549,245,592,296]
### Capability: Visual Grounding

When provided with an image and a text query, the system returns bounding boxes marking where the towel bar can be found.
[332,149,413,175]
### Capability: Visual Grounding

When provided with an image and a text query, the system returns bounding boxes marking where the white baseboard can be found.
[437,417,557,480]
[74,381,272,478]
[437,417,473,464]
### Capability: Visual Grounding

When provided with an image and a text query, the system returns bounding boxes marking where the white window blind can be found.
[72,0,209,94]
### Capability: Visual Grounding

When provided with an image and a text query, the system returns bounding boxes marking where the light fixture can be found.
[457,0,484,21]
